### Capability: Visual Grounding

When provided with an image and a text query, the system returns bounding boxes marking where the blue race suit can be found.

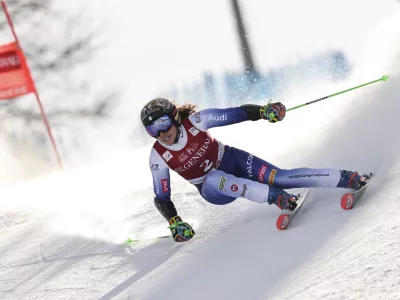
[149,107,342,209]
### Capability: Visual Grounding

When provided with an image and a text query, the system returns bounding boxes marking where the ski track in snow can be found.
[1,11,400,300]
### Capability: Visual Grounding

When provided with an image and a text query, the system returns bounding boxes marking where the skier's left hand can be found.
[261,102,286,123]
[168,216,195,242]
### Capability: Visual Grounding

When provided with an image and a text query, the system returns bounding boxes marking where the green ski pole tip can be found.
[125,238,135,245]
[381,75,389,81]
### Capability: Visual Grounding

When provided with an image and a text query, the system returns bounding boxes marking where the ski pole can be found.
[286,75,390,112]
[125,235,170,245]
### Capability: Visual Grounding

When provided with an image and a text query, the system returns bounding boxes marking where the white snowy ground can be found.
[1,13,400,300]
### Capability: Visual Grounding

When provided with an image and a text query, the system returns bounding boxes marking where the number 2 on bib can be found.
[200,160,213,172]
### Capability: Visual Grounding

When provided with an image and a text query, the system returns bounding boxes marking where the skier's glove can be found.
[260,102,286,123]
[169,216,195,242]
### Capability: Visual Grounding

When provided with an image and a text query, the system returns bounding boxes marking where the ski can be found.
[340,173,375,210]
[276,188,309,230]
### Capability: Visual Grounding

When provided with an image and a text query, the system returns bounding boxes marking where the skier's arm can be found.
[149,148,177,220]
[188,103,286,130]
[188,105,265,131]
[149,149,195,242]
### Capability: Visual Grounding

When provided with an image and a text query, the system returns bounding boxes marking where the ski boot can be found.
[268,186,298,211]
[338,170,371,191]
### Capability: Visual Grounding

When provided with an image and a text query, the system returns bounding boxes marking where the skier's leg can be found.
[220,146,364,190]
[199,169,296,210]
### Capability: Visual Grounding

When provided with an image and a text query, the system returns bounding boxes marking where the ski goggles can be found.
[145,115,173,138]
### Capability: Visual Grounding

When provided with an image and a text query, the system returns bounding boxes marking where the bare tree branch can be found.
[0,1,120,167]
[0,1,115,123]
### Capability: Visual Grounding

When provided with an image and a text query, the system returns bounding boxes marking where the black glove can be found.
[260,102,286,123]
[168,216,195,242]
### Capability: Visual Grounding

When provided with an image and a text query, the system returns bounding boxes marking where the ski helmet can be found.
[140,98,181,128]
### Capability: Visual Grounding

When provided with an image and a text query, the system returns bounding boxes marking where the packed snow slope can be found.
[1,13,400,300]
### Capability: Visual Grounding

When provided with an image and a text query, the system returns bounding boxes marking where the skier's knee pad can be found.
[201,170,236,205]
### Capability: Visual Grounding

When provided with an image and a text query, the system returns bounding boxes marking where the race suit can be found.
[149,107,341,219]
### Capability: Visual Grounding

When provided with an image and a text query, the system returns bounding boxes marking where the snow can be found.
[1,7,400,300]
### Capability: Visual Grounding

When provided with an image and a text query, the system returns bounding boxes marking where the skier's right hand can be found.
[168,216,195,242]
[261,102,286,123]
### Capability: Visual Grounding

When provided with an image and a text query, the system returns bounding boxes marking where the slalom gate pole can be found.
[1,0,63,168]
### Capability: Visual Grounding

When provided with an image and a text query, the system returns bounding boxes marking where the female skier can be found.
[141,98,368,242]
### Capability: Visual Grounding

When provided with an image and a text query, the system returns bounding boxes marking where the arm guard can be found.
[154,197,178,221]
[240,104,263,121]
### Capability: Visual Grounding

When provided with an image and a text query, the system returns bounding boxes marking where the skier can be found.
[141,98,369,242]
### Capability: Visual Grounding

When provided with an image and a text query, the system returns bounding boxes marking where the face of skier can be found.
[157,124,177,145]
[144,115,178,145]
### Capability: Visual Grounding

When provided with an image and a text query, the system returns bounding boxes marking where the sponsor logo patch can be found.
[218,176,227,191]
[189,127,200,136]
[240,184,247,197]
[345,194,354,209]
[162,150,173,162]
[231,184,238,192]
[247,155,254,178]
[268,169,277,185]
[289,173,329,178]
[179,152,189,162]
[280,215,289,229]
[208,114,227,121]
[195,112,201,123]
[161,179,169,192]
[180,138,211,171]
[150,164,159,170]
[258,164,268,182]
[154,174,160,194]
